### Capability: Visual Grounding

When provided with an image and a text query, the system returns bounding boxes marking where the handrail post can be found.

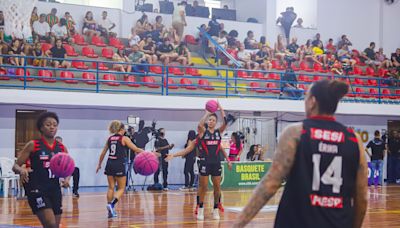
[225,69,229,98]
[378,78,381,104]
[96,61,99,93]
[161,65,165,96]
[165,65,169,96]
[23,55,27,89]
[234,69,238,95]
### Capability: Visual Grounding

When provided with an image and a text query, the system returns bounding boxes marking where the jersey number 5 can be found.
[312,154,343,193]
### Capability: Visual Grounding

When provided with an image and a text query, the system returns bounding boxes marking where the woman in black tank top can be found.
[13,112,69,228]
[96,120,143,218]
[8,39,25,66]
[139,36,158,64]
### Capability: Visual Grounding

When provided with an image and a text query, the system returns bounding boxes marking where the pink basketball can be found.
[134,152,159,176]
[49,153,75,178]
[205,100,218,113]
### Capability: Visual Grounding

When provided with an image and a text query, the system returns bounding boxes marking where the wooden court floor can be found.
[1,185,400,228]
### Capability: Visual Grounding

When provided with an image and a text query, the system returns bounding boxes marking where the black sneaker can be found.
[73,191,80,198]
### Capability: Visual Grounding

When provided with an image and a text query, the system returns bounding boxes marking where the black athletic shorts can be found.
[198,159,222,176]
[26,186,62,215]
[105,159,126,177]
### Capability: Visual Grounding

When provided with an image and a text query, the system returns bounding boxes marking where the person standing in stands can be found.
[172,1,187,43]
[46,8,59,29]
[365,130,386,186]
[276,7,297,45]
[55,136,80,197]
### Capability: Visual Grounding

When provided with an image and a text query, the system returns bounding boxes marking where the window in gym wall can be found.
[58,0,123,9]
[276,0,317,29]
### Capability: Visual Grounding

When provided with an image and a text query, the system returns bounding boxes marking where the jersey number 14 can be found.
[312,154,343,193]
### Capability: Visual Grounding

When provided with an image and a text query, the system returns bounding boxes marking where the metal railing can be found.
[0,54,399,104]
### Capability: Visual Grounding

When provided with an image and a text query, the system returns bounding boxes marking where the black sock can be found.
[199,202,204,208]
[214,203,218,209]
[196,195,199,205]
[111,198,118,206]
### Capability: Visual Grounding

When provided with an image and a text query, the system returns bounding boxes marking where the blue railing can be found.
[0,54,399,104]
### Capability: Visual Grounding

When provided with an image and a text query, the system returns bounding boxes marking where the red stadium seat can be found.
[38,70,56,83]
[72,61,89,69]
[313,75,323,81]
[101,48,114,59]
[91,36,106,47]
[266,82,280,94]
[164,78,179,89]
[92,62,109,70]
[367,79,378,86]
[298,74,312,82]
[41,43,52,53]
[16,69,33,81]
[169,67,184,75]
[63,44,79,56]
[351,49,360,57]
[150,66,163,74]
[186,67,202,76]
[103,74,120,86]
[377,68,389,77]
[82,47,98,58]
[300,61,313,72]
[352,66,365,76]
[184,35,198,45]
[60,71,78,84]
[237,70,251,78]
[355,88,369,98]
[109,37,124,49]
[198,79,214,90]
[180,78,196,90]
[82,72,97,85]
[365,67,376,76]
[369,88,379,98]
[124,76,140,87]
[381,89,392,99]
[143,76,160,88]
[252,71,265,79]
[268,73,280,80]
[0,69,9,80]
[73,34,87,46]
[249,82,266,93]
[395,89,400,99]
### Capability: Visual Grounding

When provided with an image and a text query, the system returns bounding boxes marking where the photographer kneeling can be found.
[154,128,174,191]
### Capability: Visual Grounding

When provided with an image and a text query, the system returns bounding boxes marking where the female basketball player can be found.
[233,80,368,228]
[96,120,144,218]
[228,132,243,161]
[167,102,232,220]
[13,112,69,228]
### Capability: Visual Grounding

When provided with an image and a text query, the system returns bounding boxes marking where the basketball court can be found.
[0,186,399,227]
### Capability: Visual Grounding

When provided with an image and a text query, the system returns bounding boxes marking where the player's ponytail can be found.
[310,79,349,115]
[109,120,124,134]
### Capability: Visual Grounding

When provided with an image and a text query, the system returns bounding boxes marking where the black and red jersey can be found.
[25,137,66,190]
[275,116,360,228]
[107,134,127,161]
[198,129,222,164]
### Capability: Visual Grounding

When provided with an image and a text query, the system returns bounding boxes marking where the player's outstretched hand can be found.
[96,164,101,174]
[165,154,174,162]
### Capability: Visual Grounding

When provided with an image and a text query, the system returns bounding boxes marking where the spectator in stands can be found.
[244,31,258,50]
[238,43,259,70]
[51,18,71,44]
[154,16,165,33]
[0,11,4,44]
[64,12,76,36]
[227,43,239,67]
[135,14,150,38]
[376,48,393,69]
[98,11,116,39]
[312,33,323,49]
[293,18,303,28]
[325,38,336,54]
[139,35,158,64]
[327,55,343,75]
[259,36,273,59]
[287,37,301,61]
[255,45,272,71]
[176,42,191,66]
[30,7,39,28]
[281,66,303,98]
[162,27,179,45]
[128,44,148,73]
[82,11,100,38]
[112,48,131,73]
[223,5,229,10]
[157,38,178,65]
[172,1,187,43]
[210,30,228,58]
[46,8,59,28]
[227,30,239,48]
[32,14,51,42]
[129,28,141,47]
[361,42,383,70]
[299,39,314,63]
[274,34,286,61]
[45,38,71,69]
[208,15,221,37]
[277,7,297,44]
[32,42,46,67]
[8,39,25,66]
[312,42,327,66]
[391,48,400,70]
[337,34,352,50]
[337,44,356,67]
[246,145,264,161]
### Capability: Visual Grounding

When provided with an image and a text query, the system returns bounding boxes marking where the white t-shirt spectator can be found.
[172,5,186,24]
[33,21,50,36]
[99,18,114,31]
[51,24,68,37]
[129,34,141,47]
[217,37,227,49]
[238,51,251,61]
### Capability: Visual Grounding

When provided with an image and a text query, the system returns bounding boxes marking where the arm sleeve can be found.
[366,141,372,149]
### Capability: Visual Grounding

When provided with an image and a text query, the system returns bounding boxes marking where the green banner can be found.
[208,161,272,188]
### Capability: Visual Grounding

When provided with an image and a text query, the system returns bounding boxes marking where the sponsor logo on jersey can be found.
[39,151,49,160]
[43,161,50,168]
[206,140,219,145]
[309,194,343,208]
[110,136,120,141]
[36,197,45,208]
[310,128,345,143]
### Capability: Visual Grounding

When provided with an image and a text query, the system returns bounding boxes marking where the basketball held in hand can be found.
[205,100,218,113]
[49,153,75,178]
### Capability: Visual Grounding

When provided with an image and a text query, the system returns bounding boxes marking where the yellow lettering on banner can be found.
[240,173,260,181]
[236,165,265,173]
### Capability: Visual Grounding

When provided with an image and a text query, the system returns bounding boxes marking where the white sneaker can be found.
[197,207,204,220]
[212,208,220,220]
[179,187,190,191]
[163,187,169,191]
